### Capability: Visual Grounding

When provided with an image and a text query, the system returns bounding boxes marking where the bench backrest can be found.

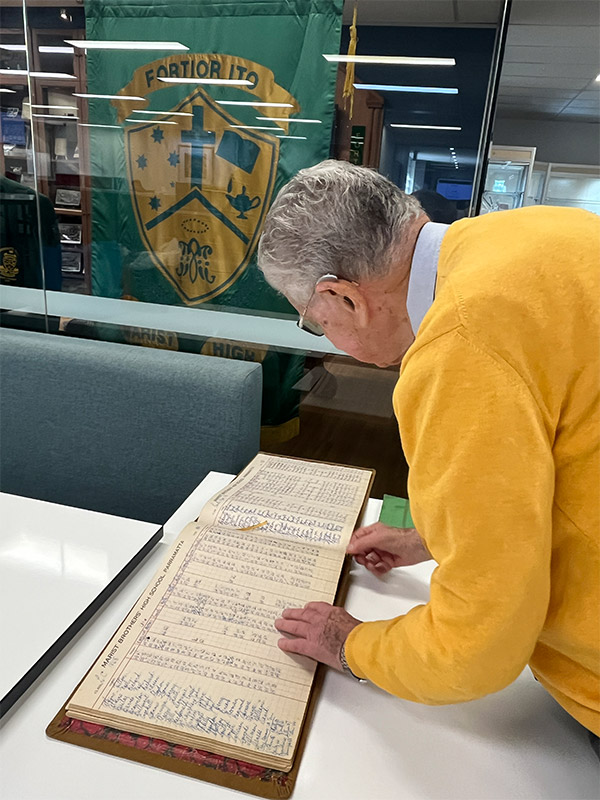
[0,328,262,522]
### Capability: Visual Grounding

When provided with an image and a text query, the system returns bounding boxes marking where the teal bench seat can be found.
[0,328,262,523]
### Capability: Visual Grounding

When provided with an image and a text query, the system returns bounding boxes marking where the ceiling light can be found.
[276,135,307,140]
[356,84,458,94]
[0,69,76,79]
[217,100,293,107]
[65,40,189,51]
[74,93,145,100]
[129,109,193,117]
[124,118,178,124]
[79,123,121,129]
[256,116,321,123]
[230,124,284,131]
[39,46,75,54]
[158,77,251,86]
[59,9,72,22]
[31,104,78,110]
[391,124,462,130]
[323,55,455,66]
[1,43,74,54]
[0,88,16,94]
[33,113,78,119]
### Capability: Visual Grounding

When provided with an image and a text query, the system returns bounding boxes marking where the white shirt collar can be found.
[406,221,449,335]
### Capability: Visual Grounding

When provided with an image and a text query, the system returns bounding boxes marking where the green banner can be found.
[83,0,342,435]
[84,0,342,311]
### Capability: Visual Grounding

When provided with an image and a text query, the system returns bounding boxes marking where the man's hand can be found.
[274,602,362,670]
[347,522,432,576]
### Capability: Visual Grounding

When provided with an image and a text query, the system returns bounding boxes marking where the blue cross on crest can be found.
[181,107,215,189]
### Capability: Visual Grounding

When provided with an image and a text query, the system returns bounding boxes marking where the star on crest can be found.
[149,195,161,211]
[151,127,164,144]
[136,154,147,170]
[167,151,180,167]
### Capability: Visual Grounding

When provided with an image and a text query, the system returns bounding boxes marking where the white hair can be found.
[258,159,422,304]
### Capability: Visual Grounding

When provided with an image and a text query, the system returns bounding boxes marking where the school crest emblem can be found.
[113,54,299,305]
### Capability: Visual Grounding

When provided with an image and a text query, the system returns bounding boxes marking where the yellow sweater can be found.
[345,206,600,734]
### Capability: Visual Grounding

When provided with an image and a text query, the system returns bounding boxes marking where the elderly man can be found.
[258,160,599,745]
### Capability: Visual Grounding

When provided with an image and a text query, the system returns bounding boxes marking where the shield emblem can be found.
[125,88,279,304]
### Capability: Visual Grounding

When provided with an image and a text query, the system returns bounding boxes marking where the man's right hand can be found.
[347,522,432,575]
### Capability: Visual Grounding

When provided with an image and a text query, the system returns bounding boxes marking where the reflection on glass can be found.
[3,1,500,494]
[480,146,536,214]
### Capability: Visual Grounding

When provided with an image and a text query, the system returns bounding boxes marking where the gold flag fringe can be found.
[342,4,358,119]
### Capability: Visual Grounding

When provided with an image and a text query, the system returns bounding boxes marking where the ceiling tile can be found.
[508,0,600,27]
[455,1,503,24]
[497,100,567,108]
[497,86,577,98]
[557,110,600,121]
[565,99,600,108]
[507,25,599,48]
[495,108,560,120]
[498,100,566,109]
[342,0,455,25]
[499,75,591,90]
[503,45,598,65]
[497,97,533,104]
[501,62,597,79]
[575,90,600,101]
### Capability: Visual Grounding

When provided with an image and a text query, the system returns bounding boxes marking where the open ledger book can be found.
[66,454,373,772]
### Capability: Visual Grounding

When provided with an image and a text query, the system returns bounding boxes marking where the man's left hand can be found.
[274,602,362,670]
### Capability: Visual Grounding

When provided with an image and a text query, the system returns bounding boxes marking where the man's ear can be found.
[315,278,369,326]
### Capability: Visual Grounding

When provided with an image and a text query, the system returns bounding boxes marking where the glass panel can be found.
[524,165,547,206]
[482,161,529,211]
[2,81,32,184]
[545,169,600,214]
[35,32,76,75]
[0,5,48,314]
[488,0,599,215]
[8,0,502,497]
[352,24,497,222]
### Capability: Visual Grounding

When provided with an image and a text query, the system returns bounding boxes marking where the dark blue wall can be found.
[341,25,496,211]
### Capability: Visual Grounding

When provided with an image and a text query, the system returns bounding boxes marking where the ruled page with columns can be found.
[66,454,372,771]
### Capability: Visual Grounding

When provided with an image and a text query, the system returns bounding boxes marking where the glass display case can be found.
[1,21,90,291]
[543,164,600,215]
[481,145,536,214]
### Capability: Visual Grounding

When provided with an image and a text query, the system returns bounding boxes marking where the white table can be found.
[0,493,162,717]
[1,474,597,799]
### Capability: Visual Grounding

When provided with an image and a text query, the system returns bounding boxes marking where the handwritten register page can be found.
[66,454,373,771]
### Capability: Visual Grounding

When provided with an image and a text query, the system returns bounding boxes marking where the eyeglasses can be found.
[296,273,341,337]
